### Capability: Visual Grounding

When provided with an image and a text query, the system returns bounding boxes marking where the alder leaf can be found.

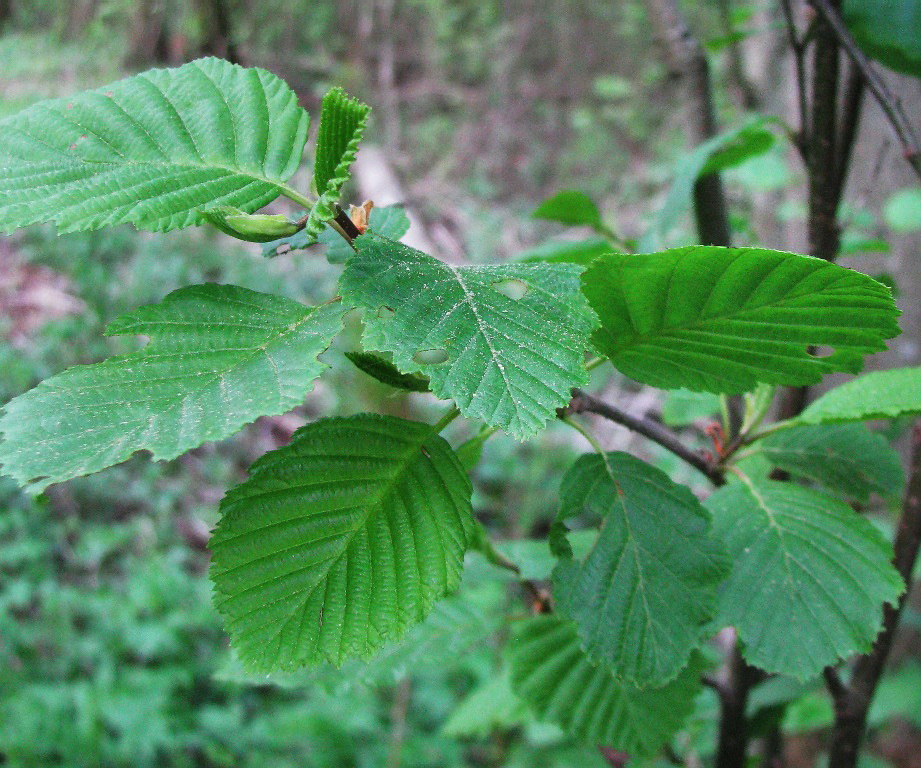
[706,478,904,679]
[0,285,343,492]
[756,423,905,502]
[797,367,921,424]
[345,351,431,392]
[551,452,729,685]
[339,234,598,439]
[302,87,371,239]
[210,413,476,671]
[507,615,702,755]
[584,246,899,393]
[0,57,309,233]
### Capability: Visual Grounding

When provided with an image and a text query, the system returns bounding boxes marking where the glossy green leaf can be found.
[0,284,343,493]
[200,206,298,242]
[210,414,475,670]
[584,246,899,393]
[345,351,431,392]
[707,478,903,679]
[552,452,729,684]
[0,57,309,233]
[507,615,702,754]
[339,234,598,439]
[756,423,905,502]
[843,0,921,77]
[797,367,921,424]
[532,190,604,231]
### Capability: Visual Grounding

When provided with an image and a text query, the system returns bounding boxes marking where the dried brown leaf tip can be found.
[349,200,374,234]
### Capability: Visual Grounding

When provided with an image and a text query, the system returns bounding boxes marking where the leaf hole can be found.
[492,278,529,301]
[413,348,449,365]
[807,346,835,359]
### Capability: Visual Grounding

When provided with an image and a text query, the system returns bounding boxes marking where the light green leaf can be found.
[883,188,921,233]
[339,234,598,439]
[303,87,371,239]
[199,206,298,242]
[443,670,530,737]
[843,0,921,77]
[517,236,613,266]
[707,478,903,679]
[0,57,309,233]
[552,452,729,684]
[584,246,899,393]
[756,423,905,502]
[661,389,721,427]
[345,351,431,392]
[210,413,475,670]
[533,190,604,231]
[640,119,775,250]
[507,615,702,755]
[0,284,343,493]
[797,367,921,424]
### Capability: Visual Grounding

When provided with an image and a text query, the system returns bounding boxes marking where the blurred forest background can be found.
[1,1,920,767]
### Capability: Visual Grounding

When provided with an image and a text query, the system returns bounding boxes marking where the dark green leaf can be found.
[552,452,729,684]
[584,246,899,393]
[843,0,921,77]
[345,351,431,392]
[211,413,475,670]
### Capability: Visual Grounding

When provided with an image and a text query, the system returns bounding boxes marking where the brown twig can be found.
[808,0,921,181]
[780,0,811,156]
[567,389,726,487]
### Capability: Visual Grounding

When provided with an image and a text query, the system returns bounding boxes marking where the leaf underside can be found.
[0,57,309,233]
[757,423,905,502]
[707,479,903,679]
[797,366,921,424]
[584,246,900,393]
[0,284,343,492]
[339,234,597,440]
[552,452,728,685]
[507,615,702,755]
[210,414,475,671]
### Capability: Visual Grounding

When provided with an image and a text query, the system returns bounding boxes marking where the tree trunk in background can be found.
[196,0,242,64]
[64,0,99,40]
[125,0,172,68]
[0,0,12,30]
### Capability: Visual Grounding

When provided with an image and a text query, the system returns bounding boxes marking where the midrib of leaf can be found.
[620,268,874,347]
[222,418,450,645]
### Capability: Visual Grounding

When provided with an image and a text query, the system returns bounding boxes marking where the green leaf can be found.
[532,190,604,231]
[584,246,900,394]
[517,236,613,266]
[0,57,309,233]
[706,478,903,679]
[345,351,431,392]
[883,188,921,233]
[797,367,921,424]
[0,284,343,493]
[443,670,530,737]
[661,389,722,427]
[843,0,921,77]
[210,413,475,670]
[339,234,598,439]
[640,119,776,250]
[755,423,905,502]
[507,615,702,755]
[303,87,371,239]
[199,206,298,242]
[261,202,409,259]
[552,452,729,684]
